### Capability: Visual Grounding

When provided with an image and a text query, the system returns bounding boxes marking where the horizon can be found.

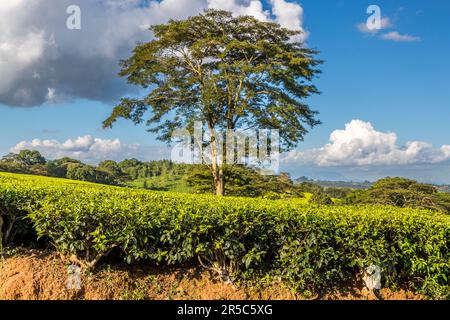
[2,149,450,187]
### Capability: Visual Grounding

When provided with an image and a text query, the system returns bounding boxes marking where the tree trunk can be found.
[209,126,225,196]
[215,166,225,196]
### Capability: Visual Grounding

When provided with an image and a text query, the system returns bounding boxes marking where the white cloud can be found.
[357,17,392,34]
[356,14,421,43]
[381,31,421,42]
[0,0,25,12]
[283,120,450,167]
[208,0,269,22]
[10,135,141,163]
[441,145,450,158]
[270,0,307,41]
[10,135,173,163]
[207,0,307,41]
[0,0,307,107]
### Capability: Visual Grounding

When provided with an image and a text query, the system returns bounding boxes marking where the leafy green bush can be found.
[187,165,303,197]
[276,206,449,298]
[309,192,334,205]
[323,187,352,199]
[0,172,449,298]
[0,174,50,250]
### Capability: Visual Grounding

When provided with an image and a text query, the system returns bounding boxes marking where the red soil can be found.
[0,250,423,300]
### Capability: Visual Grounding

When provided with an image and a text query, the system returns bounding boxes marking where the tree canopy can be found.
[344,177,450,214]
[2,150,46,166]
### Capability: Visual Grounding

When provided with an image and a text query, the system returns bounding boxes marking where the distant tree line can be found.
[297,177,450,213]
[1,150,449,214]
[295,176,373,189]
[343,177,450,214]
[0,150,190,186]
[0,150,307,198]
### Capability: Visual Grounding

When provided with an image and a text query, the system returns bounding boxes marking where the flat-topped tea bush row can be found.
[1,172,449,298]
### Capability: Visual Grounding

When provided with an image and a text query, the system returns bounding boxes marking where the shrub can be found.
[0,174,49,250]
[276,206,449,298]
[324,187,352,199]
[309,192,334,205]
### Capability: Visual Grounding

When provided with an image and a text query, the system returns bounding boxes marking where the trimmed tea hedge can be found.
[1,172,449,298]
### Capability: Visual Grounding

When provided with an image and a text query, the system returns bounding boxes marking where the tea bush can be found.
[0,172,449,298]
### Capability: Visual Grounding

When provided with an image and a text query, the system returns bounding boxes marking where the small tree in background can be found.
[345,177,450,213]
[2,150,46,166]
[309,192,334,205]
[97,160,123,179]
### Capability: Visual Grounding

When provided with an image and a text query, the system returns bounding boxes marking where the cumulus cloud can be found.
[283,120,450,167]
[10,135,141,163]
[270,0,307,41]
[207,0,269,21]
[0,0,307,107]
[207,0,307,40]
[381,31,421,42]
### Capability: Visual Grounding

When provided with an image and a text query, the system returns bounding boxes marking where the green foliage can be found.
[0,175,48,250]
[345,177,450,214]
[46,157,82,177]
[187,165,303,198]
[118,159,190,180]
[128,174,192,193]
[103,9,322,195]
[261,192,283,200]
[276,206,449,299]
[0,172,449,298]
[0,151,189,187]
[323,187,352,199]
[17,150,46,166]
[186,165,215,194]
[295,178,372,190]
[0,151,48,177]
[104,9,321,148]
[2,150,46,166]
[97,160,123,178]
[436,192,450,211]
[298,182,324,195]
[0,150,315,198]
[66,163,97,182]
[309,192,334,205]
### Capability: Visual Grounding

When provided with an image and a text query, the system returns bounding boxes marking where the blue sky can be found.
[302,0,450,148]
[0,0,449,183]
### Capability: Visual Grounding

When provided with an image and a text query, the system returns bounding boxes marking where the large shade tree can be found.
[103,9,322,196]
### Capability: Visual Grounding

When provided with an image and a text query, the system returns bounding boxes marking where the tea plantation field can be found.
[0,172,449,298]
